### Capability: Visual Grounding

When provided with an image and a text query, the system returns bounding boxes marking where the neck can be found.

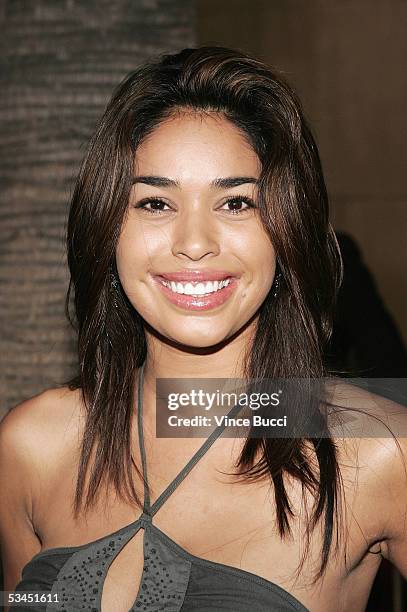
[145,319,256,379]
[138,317,257,413]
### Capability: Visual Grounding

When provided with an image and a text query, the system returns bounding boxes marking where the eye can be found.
[220,195,256,215]
[133,195,257,216]
[134,197,172,215]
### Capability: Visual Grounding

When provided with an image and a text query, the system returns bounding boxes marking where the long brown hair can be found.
[64,46,344,583]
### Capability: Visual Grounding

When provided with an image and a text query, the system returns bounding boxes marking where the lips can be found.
[152,270,240,311]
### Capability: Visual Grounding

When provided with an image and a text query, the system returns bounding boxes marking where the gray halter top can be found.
[11,363,309,611]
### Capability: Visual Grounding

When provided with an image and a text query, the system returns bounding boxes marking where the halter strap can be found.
[136,363,243,518]
[137,362,150,513]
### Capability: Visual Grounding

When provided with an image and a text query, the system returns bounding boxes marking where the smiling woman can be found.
[0,46,406,612]
[118,111,275,344]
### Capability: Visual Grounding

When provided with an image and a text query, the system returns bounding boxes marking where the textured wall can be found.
[0,0,196,417]
[198,0,407,347]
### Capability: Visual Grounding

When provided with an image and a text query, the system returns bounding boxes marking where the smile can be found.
[160,278,232,295]
[152,275,239,311]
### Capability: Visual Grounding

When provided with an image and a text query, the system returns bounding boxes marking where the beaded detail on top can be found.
[129,520,191,611]
[45,526,135,611]
[45,515,191,612]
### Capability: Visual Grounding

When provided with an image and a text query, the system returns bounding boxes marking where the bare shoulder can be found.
[325,380,407,577]
[325,378,406,434]
[0,386,84,468]
[325,378,407,472]
[0,385,85,506]
[0,386,85,592]
[324,380,406,458]
[2,384,84,426]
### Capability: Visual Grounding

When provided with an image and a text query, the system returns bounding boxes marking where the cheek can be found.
[116,222,164,277]
[116,235,137,279]
[261,244,277,281]
[247,233,276,279]
[115,229,145,292]
[241,239,276,300]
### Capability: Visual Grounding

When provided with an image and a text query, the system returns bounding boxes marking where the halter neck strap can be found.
[136,363,243,518]
[136,362,150,513]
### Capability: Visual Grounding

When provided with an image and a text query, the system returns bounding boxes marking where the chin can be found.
[160,324,235,351]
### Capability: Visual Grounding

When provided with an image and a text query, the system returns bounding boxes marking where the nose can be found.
[171,205,220,261]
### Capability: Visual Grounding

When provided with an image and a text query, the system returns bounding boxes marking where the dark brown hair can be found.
[64,46,344,584]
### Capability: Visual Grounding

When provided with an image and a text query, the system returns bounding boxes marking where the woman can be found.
[0,46,406,612]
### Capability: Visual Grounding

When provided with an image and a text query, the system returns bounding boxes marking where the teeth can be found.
[162,278,232,295]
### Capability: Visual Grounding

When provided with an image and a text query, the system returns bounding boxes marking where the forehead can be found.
[133,111,261,184]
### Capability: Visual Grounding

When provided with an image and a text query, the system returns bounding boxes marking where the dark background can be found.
[1,1,406,610]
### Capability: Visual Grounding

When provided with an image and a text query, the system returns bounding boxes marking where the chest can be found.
[33,438,383,612]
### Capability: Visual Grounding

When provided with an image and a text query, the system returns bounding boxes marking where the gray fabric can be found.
[13,521,310,611]
[45,521,142,611]
[43,518,191,611]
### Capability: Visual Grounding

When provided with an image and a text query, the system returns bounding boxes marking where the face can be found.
[116,111,276,349]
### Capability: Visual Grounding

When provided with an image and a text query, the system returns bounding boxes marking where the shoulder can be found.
[326,380,407,576]
[0,386,85,591]
[0,386,85,502]
[326,379,407,476]
[1,386,84,464]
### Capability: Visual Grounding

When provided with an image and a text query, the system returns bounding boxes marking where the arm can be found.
[0,397,45,607]
[327,380,407,576]
[379,433,407,577]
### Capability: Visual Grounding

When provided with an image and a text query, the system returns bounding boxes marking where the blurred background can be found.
[1,1,406,610]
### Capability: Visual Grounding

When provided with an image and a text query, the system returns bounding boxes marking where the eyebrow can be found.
[132,175,258,188]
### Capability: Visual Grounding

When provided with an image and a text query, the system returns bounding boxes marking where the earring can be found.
[110,267,120,309]
[272,271,282,298]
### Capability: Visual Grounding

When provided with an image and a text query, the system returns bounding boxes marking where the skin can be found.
[117,110,275,385]
[116,110,276,421]
[0,111,406,612]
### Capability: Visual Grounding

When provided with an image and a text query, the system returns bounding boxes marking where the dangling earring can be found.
[110,266,120,309]
[272,271,282,298]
